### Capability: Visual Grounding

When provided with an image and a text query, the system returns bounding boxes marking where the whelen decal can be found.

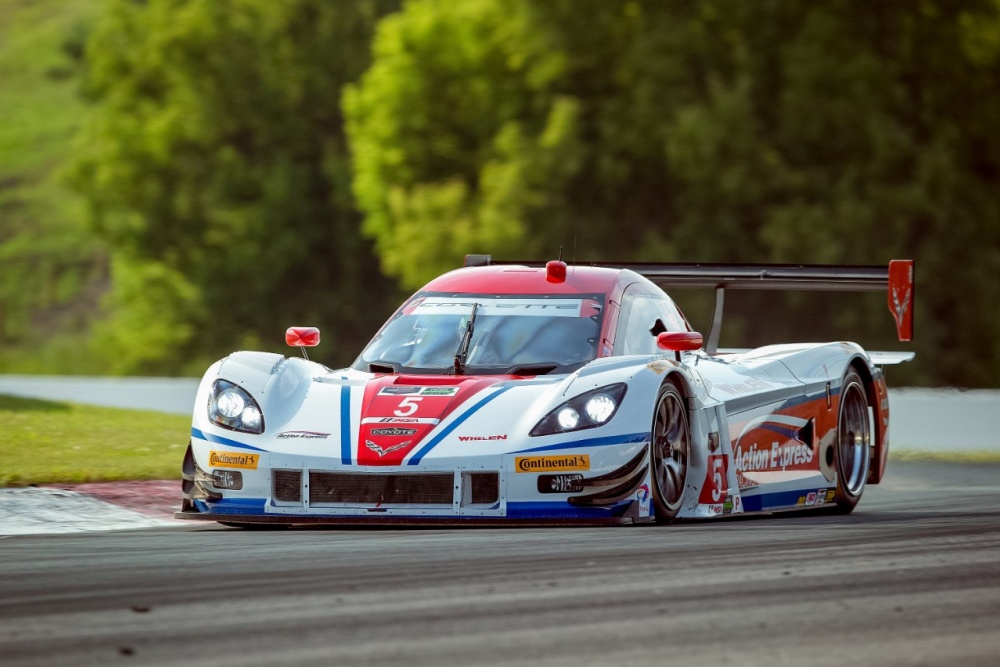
[208,450,260,470]
[406,387,512,465]
[516,455,590,473]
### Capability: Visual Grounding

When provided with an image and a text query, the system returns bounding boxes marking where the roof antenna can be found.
[557,246,564,262]
[572,235,577,273]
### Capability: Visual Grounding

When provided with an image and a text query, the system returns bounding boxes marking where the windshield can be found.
[353,293,605,375]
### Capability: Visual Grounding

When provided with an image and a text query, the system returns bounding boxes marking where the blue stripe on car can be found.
[194,497,266,514]
[740,488,820,513]
[505,501,633,519]
[340,385,352,464]
[407,387,513,465]
[191,428,267,452]
[515,431,648,454]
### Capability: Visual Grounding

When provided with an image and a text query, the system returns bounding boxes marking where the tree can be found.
[345,0,1000,387]
[72,0,401,374]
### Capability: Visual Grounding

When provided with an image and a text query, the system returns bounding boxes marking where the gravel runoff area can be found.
[0,481,180,536]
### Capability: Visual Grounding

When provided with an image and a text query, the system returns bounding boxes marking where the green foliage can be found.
[346,0,1000,387]
[7,0,997,387]
[0,394,189,486]
[72,0,401,373]
[0,0,106,362]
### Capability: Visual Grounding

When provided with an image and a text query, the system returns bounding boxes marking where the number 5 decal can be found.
[699,454,729,504]
[394,396,423,417]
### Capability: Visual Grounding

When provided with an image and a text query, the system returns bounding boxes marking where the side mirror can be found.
[286,327,320,360]
[656,331,703,351]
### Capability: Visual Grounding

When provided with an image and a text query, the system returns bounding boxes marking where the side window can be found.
[613,289,689,356]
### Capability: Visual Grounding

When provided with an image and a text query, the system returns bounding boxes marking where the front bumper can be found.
[177,438,652,526]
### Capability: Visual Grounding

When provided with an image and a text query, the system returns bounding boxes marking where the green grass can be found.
[0,394,189,486]
[889,448,1000,464]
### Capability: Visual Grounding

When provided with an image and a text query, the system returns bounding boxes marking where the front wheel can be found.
[833,369,871,514]
[650,383,691,523]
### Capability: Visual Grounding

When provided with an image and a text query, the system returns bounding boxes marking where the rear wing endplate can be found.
[465,256,915,354]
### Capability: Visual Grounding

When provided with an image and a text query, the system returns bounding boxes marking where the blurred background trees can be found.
[1,0,998,385]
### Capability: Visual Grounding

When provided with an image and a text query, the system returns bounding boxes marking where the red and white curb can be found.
[0,481,181,536]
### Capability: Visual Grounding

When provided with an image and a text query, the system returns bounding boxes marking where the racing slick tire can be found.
[650,382,691,523]
[833,369,871,514]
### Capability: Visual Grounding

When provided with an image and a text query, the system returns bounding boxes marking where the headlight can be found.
[209,380,265,434]
[530,383,627,436]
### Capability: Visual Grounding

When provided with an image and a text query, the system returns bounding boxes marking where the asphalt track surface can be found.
[1,461,998,666]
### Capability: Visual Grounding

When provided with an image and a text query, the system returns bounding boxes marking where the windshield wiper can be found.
[505,362,560,376]
[453,303,478,375]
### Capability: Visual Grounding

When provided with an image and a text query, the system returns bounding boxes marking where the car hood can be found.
[207,352,649,465]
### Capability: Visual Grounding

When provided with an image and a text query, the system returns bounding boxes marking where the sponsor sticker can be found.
[646,360,671,375]
[815,488,827,506]
[379,386,422,396]
[378,385,459,397]
[361,417,440,425]
[419,387,458,396]
[515,454,590,473]
[714,378,774,396]
[796,496,806,506]
[637,483,651,517]
[275,431,329,439]
[458,434,507,441]
[209,450,260,470]
[734,439,814,474]
[412,297,583,318]
[370,427,418,436]
[805,492,817,506]
[636,483,650,503]
[825,489,837,503]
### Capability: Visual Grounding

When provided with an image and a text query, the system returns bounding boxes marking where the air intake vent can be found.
[273,470,302,503]
[462,471,500,506]
[309,472,454,506]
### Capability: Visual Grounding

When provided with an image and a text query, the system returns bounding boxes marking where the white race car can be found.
[177,257,915,526]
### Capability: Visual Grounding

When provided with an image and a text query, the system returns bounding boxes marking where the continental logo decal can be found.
[209,450,260,470]
[515,455,590,473]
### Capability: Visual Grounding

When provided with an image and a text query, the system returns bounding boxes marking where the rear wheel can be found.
[650,383,691,523]
[834,369,871,514]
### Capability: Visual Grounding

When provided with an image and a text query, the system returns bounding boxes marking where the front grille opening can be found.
[309,472,454,506]
[462,471,500,507]
[273,470,302,503]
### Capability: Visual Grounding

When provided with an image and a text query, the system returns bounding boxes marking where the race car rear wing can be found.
[464,256,914,355]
